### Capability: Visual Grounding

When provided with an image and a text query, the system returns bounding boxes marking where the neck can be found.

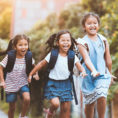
[16,54,24,59]
[87,34,98,41]
[59,50,68,56]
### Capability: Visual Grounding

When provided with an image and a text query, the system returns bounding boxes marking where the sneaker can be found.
[19,113,28,118]
[43,108,54,118]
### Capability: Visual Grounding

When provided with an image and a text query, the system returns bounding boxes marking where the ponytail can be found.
[46,33,57,51]
[0,39,13,56]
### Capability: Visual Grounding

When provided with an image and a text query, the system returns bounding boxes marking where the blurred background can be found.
[0,0,118,118]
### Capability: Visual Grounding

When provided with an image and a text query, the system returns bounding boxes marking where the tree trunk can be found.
[111,93,118,118]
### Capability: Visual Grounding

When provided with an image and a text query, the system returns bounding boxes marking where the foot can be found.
[19,113,28,118]
[43,108,54,118]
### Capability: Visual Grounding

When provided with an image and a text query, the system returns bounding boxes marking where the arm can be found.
[77,44,100,77]
[28,59,48,83]
[104,40,112,73]
[75,62,87,78]
[0,65,5,88]
[104,41,116,80]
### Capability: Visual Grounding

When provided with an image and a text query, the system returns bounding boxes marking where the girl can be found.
[77,12,114,118]
[28,30,87,118]
[0,34,38,118]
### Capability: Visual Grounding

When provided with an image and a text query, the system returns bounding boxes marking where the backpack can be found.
[45,48,78,105]
[1,49,33,100]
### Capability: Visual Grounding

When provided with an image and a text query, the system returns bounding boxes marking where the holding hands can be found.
[28,72,40,83]
[0,81,6,88]
[91,70,100,78]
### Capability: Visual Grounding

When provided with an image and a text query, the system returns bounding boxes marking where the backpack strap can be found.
[68,50,78,105]
[25,50,33,76]
[68,50,75,72]
[48,48,59,71]
[5,50,16,73]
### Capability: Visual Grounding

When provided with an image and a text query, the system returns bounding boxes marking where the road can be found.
[0,110,7,118]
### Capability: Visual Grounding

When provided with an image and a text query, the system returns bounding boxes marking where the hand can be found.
[109,75,117,87]
[0,82,6,88]
[91,70,100,78]
[33,73,40,81]
[28,75,32,83]
[80,71,88,78]
[111,74,117,79]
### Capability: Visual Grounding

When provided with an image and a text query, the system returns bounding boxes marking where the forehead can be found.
[60,33,71,39]
[17,39,28,44]
[86,16,98,22]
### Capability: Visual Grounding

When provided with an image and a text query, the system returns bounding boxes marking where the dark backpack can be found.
[1,49,33,100]
[46,48,78,104]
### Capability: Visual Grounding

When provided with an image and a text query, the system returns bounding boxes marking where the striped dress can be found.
[0,55,29,93]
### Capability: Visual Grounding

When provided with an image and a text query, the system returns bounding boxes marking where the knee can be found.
[51,101,60,109]
[9,104,15,111]
[23,96,30,104]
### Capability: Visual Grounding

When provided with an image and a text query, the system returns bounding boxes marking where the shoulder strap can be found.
[25,50,33,76]
[68,50,75,73]
[5,50,16,72]
[48,48,59,71]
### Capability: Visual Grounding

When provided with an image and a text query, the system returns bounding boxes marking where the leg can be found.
[8,102,16,118]
[20,92,30,117]
[97,97,106,118]
[85,102,95,118]
[47,97,60,118]
[60,101,71,118]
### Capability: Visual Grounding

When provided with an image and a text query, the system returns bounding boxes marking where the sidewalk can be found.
[0,110,7,118]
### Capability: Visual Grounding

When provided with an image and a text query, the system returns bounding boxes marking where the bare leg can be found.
[8,102,16,118]
[20,92,30,117]
[97,97,106,118]
[60,101,71,118]
[85,102,95,118]
[47,97,60,118]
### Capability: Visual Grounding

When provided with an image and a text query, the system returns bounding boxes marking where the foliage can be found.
[82,0,108,16]
[0,0,118,117]
[0,0,12,39]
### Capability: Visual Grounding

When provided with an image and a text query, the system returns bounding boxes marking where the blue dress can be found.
[79,34,111,104]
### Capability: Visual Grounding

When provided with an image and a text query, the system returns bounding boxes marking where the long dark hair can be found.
[0,39,13,56]
[46,30,77,51]
[0,34,30,56]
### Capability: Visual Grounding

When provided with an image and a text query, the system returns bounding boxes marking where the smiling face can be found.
[57,33,72,54]
[84,15,100,36]
[15,39,28,58]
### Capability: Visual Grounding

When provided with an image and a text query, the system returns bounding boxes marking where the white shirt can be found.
[45,52,79,80]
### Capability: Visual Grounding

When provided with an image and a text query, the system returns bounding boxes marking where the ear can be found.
[56,41,59,46]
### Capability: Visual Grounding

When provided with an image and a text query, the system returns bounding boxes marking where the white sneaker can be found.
[19,114,28,118]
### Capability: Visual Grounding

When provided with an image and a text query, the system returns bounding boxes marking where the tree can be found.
[0,0,12,39]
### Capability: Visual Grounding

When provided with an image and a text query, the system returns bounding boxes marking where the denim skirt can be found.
[44,78,73,102]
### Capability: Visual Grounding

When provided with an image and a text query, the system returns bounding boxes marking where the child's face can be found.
[84,16,99,36]
[15,39,28,58]
[57,33,71,53]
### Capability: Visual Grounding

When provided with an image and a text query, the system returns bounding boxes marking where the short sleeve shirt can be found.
[0,55,34,92]
[45,52,79,80]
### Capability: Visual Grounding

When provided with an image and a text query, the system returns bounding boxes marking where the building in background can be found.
[10,0,80,37]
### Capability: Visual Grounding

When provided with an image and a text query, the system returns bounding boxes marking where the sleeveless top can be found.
[77,34,111,95]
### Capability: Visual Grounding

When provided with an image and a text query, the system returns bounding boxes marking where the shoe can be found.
[19,113,28,118]
[43,108,54,118]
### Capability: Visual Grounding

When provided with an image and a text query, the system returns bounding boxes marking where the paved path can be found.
[0,110,7,118]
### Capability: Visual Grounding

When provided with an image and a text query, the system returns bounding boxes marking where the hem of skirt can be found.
[84,94,107,105]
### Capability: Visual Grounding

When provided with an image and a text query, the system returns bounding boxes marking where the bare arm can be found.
[28,59,48,82]
[104,40,112,73]
[78,44,96,72]
[75,62,87,77]
[77,44,100,77]
[0,65,5,88]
